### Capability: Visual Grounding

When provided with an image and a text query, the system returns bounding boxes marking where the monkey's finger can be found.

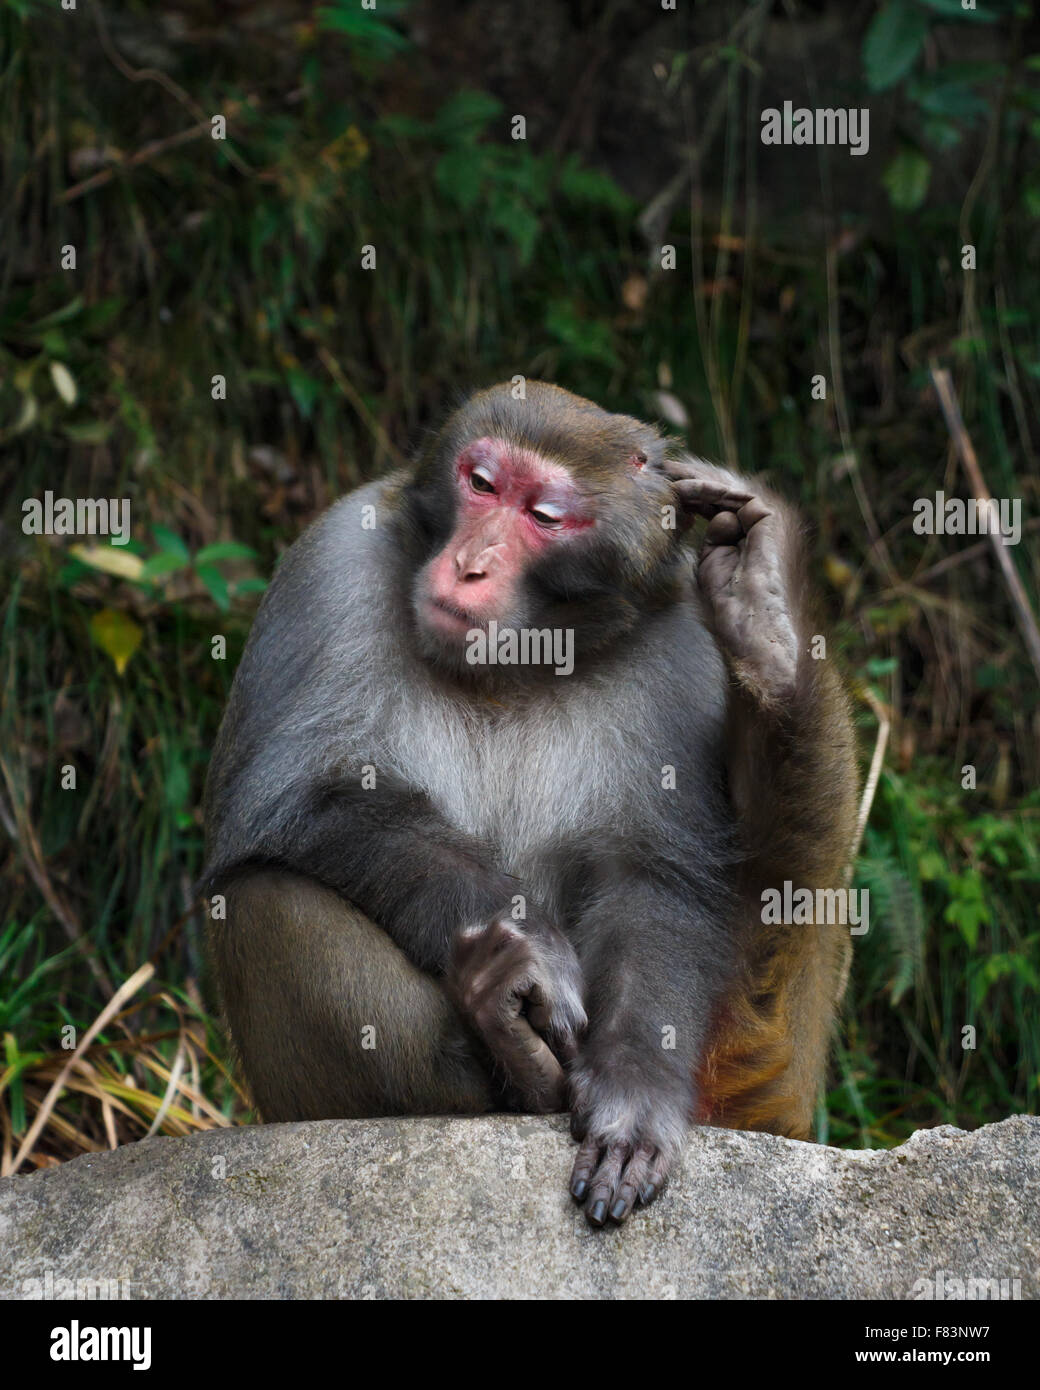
[524,983,583,1064]
[702,511,744,548]
[569,1133,602,1202]
[638,1149,673,1207]
[661,462,753,501]
[609,1144,656,1223]
[670,482,722,521]
[670,476,755,515]
[736,496,772,532]
[494,1013,566,1112]
[550,1028,581,1066]
[583,1142,630,1227]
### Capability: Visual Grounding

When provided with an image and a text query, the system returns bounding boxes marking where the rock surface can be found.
[1,1114,1037,1299]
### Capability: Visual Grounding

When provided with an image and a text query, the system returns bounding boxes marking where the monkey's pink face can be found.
[416,437,595,642]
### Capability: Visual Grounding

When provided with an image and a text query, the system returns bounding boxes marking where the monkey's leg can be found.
[210,868,498,1122]
[701,918,850,1140]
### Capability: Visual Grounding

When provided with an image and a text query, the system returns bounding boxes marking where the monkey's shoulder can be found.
[248,476,403,640]
[277,473,402,581]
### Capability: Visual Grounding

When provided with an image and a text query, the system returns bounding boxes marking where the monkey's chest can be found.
[389,698,634,873]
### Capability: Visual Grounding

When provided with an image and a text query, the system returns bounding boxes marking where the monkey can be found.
[202,381,858,1227]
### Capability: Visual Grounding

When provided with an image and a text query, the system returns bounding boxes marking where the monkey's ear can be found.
[626,450,648,471]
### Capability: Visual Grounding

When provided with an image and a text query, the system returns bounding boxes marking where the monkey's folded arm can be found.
[207,773,549,976]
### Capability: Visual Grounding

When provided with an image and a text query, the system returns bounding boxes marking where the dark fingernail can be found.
[571,1178,588,1202]
[588,1199,607,1226]
[610,1199,628,1222]
[640,1183,657,1204]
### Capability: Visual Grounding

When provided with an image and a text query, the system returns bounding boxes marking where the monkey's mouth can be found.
[423,595,486,635]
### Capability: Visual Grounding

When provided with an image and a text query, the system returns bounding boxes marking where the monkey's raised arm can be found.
[666,457,858,894]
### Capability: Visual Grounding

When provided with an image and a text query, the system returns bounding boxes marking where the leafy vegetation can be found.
[1,0,1037,1168]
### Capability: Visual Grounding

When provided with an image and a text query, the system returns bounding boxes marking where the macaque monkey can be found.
[203,382,858,1227]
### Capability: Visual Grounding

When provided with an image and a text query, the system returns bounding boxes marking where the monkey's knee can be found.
[209,869,496,1122]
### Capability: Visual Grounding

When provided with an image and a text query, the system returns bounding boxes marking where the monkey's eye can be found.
[469,469,496,494]
[530,503,565,528]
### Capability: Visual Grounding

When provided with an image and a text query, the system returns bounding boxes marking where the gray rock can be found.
[1,1115,1037,1300]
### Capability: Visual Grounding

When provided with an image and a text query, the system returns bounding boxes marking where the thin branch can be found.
[0,763,112,995]
[930,364,1040,689]
[60,99,258,204]
[845,688,890,885]
[6,963,154,1175]
[317,347,409,470]
[90,0,254,177]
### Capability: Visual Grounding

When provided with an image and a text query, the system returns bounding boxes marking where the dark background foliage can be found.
[1,0,1038,1168]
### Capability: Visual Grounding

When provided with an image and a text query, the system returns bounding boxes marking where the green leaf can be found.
[62,420,112,445]
[315,2,410,56]
[921,115,962,149]
[908,74,988,120]
[918,851,945,881]
[140,552,191,582]
[78,297,124,335]
[557,158,633,213]
[196,564,230,611]
[234,576,269,596]
[194,542,257,564]
[164,755,191,813]
[286,368,321,421]
[883,149,931,210]
[544,301,618,368]
[31,297,84,329]
[151,525,191,562]
[434,149,487,210]
[489,199,541,265]
[863,3,928,91]
[433,91,503,142]
[40,329,67,356]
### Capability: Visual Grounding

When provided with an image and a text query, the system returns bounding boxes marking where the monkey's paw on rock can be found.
[1,1115,1037,1300]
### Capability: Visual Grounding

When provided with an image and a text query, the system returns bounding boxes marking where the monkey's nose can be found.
[455,544,500,581]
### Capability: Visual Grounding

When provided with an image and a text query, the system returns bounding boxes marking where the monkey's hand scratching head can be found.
[664,459,803,708]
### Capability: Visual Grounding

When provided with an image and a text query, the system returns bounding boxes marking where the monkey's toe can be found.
[570,1136,662,1227]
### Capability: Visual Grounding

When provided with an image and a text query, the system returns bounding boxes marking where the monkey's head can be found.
[398,382,687,678]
